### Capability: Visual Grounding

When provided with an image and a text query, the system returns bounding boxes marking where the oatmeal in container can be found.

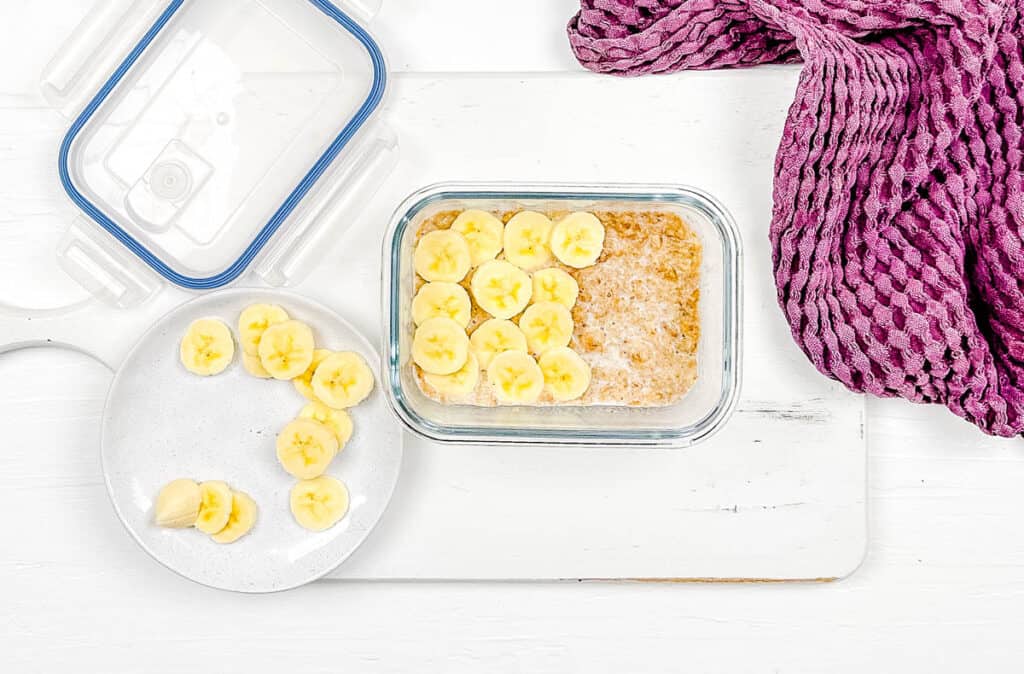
[382,183,741,447]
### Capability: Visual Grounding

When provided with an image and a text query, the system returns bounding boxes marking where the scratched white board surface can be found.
[0,69,865,581]
[309,71,866,580]
[0,0,866,583]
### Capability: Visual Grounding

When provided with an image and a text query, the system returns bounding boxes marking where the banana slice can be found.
[312,352,375,409]
[300,401,354,447]
[293,349,333,401]
[532,267,579,309]
[242,352,272,378]
[487,350,544,404]
[154,479,201,528]
[469,318,528,369]
[470,260,532,320]
[211,491,258,544]
[539,347,592,402]
[518,301,574,355]
[412,282,472,327]
[414,229,472,282]
[179,318,235,376]
[503,211,553,270]
[257,320,316,380]
[450,209,504,266]
[195,481,234,534]
[424,352,480,397]
[237,304,290,356]
[276,418,339,479]
[412,317,470,375]
[290,476,350,532]
[550,212,606,268]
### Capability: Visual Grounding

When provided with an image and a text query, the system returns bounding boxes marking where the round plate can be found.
[101,289,402,592]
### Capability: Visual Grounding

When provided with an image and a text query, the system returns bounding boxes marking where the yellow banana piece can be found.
[290,476,350,532]
[311,352,375,409]
[257,320,316,380]
[300,401,354,447]
[469,318,528,369]
[414,229,472,282]
[550,212,606,268]
[276,418,339,479]
[211,491,258,544]
[195,481,234,534]
[424,352,480,397]
[412,281,472,327]
[487,350,544,404]
[450,209,504,266]
[237,304,290,356]
[518,301,574,355]
[412,317,470,375]
[293,349,333,401]
[242,352,272,378]
[154,479,201,528]
[539,347,592,402]
[532,267,579,309]
[179,318,235,376]
[470,260,532,320]
[503,211,553,270]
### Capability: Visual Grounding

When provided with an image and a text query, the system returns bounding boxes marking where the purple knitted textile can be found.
[569,0,1024,436]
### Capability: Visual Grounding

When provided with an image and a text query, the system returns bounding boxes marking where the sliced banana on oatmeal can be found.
[238,303,290,356]
[539,347,592,402]
[311,352,374,409]
[503,211,553,270]
[470,318,529,369]
[450,209,504,266]
[179,318,235,376]
[531,267,579,309]
[551,212,605,268]
[276,418,339,479]
[424,352,480,397]
[470,260,532,320]
[258,320,315,380]
[487,350,544,404]
[519,301,574,355]
[413,317,470,375]
[290,476,350,532]
[412,281,473,327]
[414,229,472,283]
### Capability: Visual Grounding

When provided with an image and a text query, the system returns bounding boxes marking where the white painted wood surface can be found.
[1,0,1022,671]
[326,71,866,580]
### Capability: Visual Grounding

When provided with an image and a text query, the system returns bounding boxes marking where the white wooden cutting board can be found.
[0,68,865,581]
[315,69,867,580]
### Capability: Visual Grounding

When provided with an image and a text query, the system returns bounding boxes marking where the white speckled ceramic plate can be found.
[101,289,403,592]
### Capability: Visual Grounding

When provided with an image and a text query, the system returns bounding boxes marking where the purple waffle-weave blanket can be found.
[569,0,1024,436]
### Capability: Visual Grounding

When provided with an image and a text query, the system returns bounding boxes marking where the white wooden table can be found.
[2,1,1023,671]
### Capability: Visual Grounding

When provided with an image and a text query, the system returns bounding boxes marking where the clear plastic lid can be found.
[45,0,393,302]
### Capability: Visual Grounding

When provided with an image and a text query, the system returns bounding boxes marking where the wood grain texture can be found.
[0,0,1022,671]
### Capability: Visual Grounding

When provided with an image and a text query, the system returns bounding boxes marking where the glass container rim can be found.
[381,181,743,448]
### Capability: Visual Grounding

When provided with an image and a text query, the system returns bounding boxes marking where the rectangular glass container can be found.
[382,183,742,447]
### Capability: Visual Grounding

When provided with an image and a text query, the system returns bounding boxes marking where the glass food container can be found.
[382,183,743,447]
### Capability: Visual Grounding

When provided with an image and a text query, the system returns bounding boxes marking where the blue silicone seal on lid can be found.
[58,0,387,290]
